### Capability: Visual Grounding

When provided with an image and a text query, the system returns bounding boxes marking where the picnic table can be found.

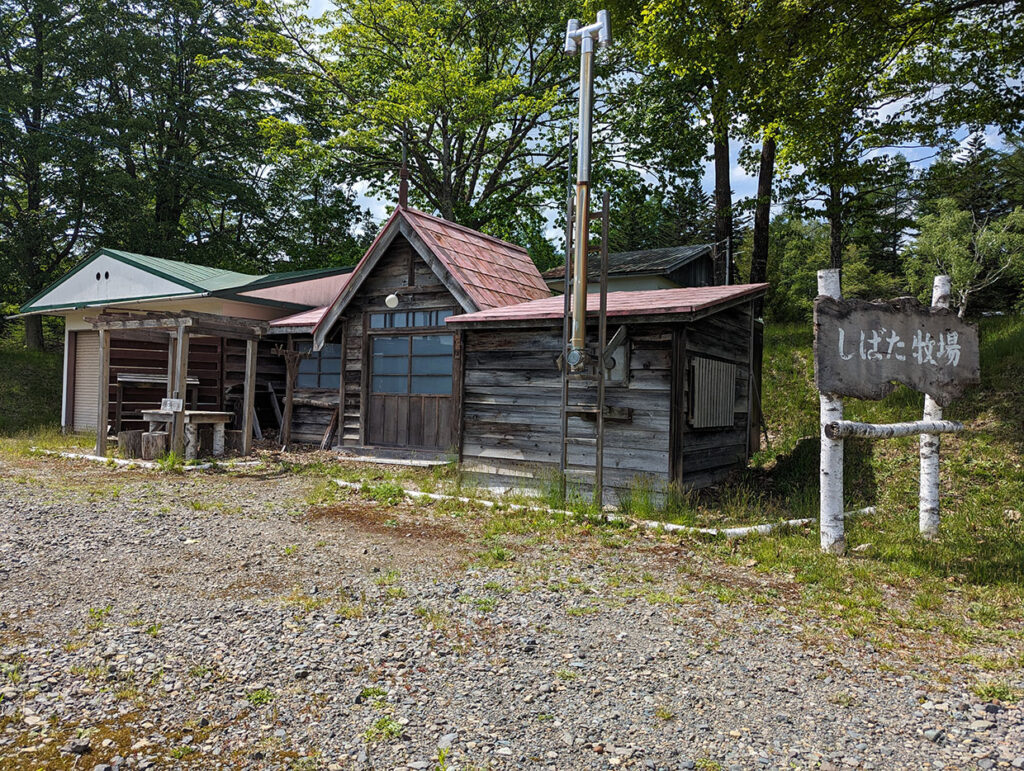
[141,409,234,460]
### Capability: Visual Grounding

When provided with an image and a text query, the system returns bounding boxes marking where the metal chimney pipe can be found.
[564,11,611,370]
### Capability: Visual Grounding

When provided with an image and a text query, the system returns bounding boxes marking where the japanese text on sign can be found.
[837,328,961,367]
[814,296,979,406]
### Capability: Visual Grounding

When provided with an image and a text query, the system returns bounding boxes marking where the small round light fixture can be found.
[385,293,400,309]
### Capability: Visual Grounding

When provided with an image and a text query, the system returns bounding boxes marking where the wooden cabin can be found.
[305,206,551,455]
[447,284,767,499]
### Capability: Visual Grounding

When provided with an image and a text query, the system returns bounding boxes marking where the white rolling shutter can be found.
[73,332,100,432]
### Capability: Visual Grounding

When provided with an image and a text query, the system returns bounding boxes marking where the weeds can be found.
[363,716,403,742]
[246,688,274,706]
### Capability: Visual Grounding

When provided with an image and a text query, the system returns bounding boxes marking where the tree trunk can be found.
[750,136,776,313]
[24,316,45,351]
[711,87,732,285]
[827,185,844,272]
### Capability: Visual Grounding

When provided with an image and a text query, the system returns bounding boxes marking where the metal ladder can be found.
[559,191,610,508]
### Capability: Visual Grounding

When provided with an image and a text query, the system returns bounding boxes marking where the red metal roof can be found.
[447,284,768,325]
[269,305,330,329]
[402,209,550,309]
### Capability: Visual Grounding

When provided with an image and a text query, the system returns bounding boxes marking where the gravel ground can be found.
[1,453,1022,771]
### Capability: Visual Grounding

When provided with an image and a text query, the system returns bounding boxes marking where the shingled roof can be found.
[542,243,713,283]
[446,284,768,328]
[313,207,550,348]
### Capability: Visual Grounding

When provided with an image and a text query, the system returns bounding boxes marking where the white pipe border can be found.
[333,479,876,540]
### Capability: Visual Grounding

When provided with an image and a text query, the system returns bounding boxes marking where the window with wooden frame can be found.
[368,308,455,396]
[294,342,342,389]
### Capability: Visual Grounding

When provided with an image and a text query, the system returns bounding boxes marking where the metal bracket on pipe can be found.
[824,419,965,440]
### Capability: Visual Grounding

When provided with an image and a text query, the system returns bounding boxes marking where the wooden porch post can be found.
[242,338,257,455]
[280,336,296,449]
[95,329,110,455]
[166,333,177,399]
[172,323,190,457]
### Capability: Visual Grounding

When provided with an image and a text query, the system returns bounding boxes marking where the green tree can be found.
[905,199,1024,318]
[90,0,286,270]
[249,0,577,237]
[0,0,103,348]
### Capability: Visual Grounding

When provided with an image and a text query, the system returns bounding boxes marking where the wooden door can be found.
[366,332,454,450]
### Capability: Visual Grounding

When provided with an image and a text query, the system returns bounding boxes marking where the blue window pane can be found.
[372,356,408,375]
[411,355,452,375]
[370,313,386,329]
[318,374,337,389]
[322,343,341,357]
[297,373,318,388]
[298,358,318,375]
[372,337,407,356]
[412,335,452,355]
[295,341,313,352]
[373,375,408,394]
[411,375,451,395]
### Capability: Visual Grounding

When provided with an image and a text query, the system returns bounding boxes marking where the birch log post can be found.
[818,269,846,555]
[920,275,951,539]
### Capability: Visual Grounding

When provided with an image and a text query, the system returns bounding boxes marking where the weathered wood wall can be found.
[102,335,222,431]
[674,301,755,490]
[335,235,462,449]
[460,322,674,501]
[459,300,756,500]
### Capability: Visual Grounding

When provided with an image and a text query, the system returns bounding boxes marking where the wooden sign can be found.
[161,398,184,412]
[814,296,979,407]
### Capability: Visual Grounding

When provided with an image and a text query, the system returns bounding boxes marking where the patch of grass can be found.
[477,544,512,568]
[363,715,403,742]
[170,746,196,759]
[971,680,1023,703]
[361,480,406,506]
[414,606,449,630]
[86,604,111,631]
[145,623,162,637]
[673,317,1024,658]
[155,451,185,474]
[283,589,327,614]
[472,596,498,613]
[554,668,578,681]
[283,544,299,557]
[654,705,675,721]
[0,332,62,436]
[246,688,275,706]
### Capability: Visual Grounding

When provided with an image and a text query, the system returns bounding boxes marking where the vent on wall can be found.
[689,357,736,429]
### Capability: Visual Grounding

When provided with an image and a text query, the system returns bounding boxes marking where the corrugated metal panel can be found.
[689,357,736,429]
[73,331,100,431]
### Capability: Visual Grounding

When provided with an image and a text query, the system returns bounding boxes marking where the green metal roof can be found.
[19,248,353,314]
[101,249,261,292]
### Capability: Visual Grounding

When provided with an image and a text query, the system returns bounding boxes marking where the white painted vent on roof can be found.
[689,357,736,429]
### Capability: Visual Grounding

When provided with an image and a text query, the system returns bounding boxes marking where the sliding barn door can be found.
[367,332,454,450]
